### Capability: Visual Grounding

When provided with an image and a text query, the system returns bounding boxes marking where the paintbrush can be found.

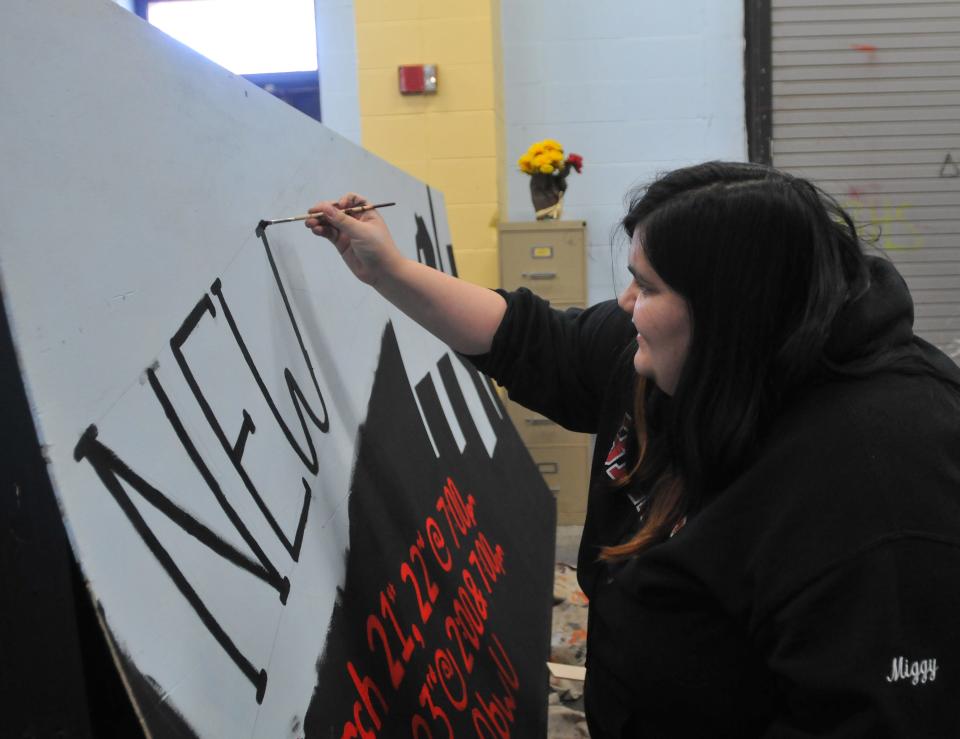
[258,202,396,234]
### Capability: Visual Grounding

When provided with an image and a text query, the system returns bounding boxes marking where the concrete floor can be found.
[555,525,583,566]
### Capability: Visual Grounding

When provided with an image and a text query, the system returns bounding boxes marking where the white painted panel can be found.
[775,106,960,124]
[774,135,960,153]
[778,0,958,6]
[775,91,960,109]
[776,121,960,139]
[775,77,960,96]
[774,3,960,22]
[776,149,959,167]
[775,32,960,52]
[816,177,960,194]
[774,60,960,80]
[772,18,960,36]
[0,0,511,735]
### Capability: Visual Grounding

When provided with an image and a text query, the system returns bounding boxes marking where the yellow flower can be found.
[520,139,575,177]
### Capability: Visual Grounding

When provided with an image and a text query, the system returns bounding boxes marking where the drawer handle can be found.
[525,418,556,426]
[521,271,557,280]
[537,462,559,474]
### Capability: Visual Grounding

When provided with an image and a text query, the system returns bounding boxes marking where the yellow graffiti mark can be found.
[841,197,925,251]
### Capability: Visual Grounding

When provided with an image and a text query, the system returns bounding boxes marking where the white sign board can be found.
[0,2,554,736]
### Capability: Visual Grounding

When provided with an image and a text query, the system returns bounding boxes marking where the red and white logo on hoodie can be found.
[605,412,632,481]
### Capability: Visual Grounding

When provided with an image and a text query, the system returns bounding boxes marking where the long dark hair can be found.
[602,161,873,559]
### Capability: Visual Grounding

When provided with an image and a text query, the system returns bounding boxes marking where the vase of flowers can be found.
[518,139,583,220]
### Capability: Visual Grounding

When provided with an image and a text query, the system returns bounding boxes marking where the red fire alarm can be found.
[398,64,438,95]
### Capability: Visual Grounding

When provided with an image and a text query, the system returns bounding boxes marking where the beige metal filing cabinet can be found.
[498,220,591,525]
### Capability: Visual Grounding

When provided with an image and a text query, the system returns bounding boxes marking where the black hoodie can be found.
[469,257,960,737]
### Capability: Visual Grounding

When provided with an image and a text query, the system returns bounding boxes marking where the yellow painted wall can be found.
[354,0,503,287]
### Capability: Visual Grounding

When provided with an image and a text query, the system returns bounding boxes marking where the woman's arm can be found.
[305,194,506,355]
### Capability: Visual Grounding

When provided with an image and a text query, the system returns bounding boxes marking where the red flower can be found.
[566,153,584,174]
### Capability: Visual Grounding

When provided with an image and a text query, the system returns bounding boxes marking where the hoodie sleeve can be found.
[463,288,635,434]
[758,535,960,738]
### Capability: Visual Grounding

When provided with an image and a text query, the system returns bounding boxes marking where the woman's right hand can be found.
[304,193,404,287]
[305,192,506,354]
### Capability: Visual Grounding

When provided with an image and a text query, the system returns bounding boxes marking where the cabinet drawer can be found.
[498,223,586,303]
[528,444,590,526]
[505,398,586,447]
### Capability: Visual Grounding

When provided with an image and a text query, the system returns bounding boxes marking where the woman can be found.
[307,162,960,737]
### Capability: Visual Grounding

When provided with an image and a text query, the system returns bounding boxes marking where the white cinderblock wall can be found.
[315,0,747,302]
[315,0,361,145]
[501,1,747,305]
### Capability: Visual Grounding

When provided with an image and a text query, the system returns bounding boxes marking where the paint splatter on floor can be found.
[547,562,589,737]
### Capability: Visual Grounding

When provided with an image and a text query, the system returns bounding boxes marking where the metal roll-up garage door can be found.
[771,0,960,361]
